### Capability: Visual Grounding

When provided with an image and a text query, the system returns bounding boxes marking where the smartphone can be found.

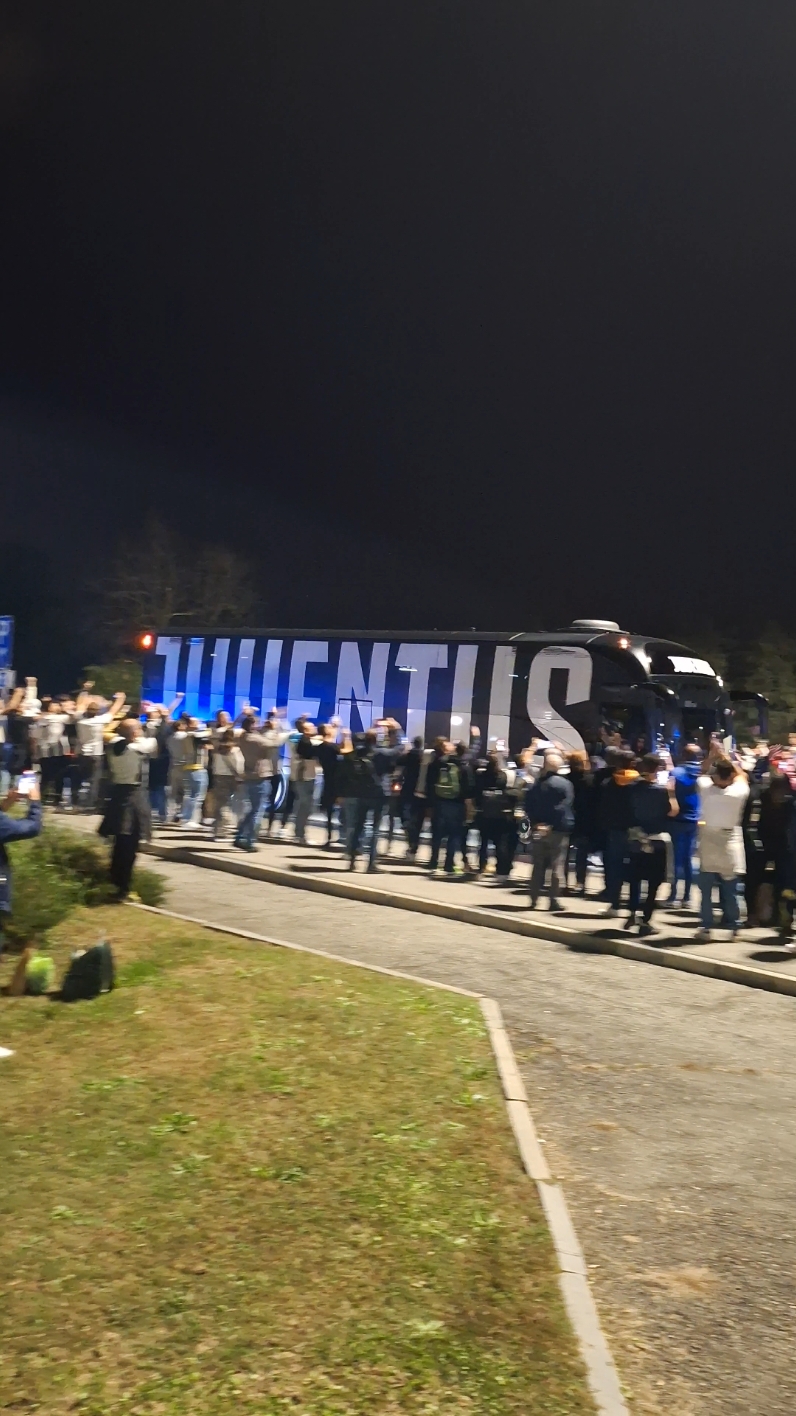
[16,770,38,797]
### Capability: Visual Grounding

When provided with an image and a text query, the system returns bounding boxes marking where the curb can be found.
[139,839,796,1000]
[128,900,629,1415]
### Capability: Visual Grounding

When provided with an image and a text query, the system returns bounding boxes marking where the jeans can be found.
[604,829,629,908]
[430,800,466,872]
[236,780,267,846]
[672,820,697,900]
[699,871,740,931]
[293,778,316,842]
[530,829,568,903]
[349,799,384,864]
[149,785,167,823]
[181,768,209,823]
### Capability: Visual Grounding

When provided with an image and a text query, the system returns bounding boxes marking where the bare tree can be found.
[101,517,259,650]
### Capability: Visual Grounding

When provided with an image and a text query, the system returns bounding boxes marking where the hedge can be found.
[4,826,166,948]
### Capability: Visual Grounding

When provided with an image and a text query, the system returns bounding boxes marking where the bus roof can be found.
[152,625,649,647]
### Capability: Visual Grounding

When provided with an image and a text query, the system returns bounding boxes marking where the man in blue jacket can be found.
[0,777,43,951]
[525,751,574,911]
[668,744,702,906]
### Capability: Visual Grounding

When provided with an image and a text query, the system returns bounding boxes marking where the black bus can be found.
[141,618,764,759]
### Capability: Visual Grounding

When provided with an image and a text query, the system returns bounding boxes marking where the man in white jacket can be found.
[695,748,749,941]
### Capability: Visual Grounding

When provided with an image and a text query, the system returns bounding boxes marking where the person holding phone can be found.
[0,774,42,953]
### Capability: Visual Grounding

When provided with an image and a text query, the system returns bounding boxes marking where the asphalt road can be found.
[126,850,796,1416]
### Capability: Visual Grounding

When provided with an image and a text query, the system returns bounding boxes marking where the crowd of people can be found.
[2,676,795,945]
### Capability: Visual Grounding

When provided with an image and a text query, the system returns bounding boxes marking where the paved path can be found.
[61,811,796,979]
[121,844,796,1416]
[152,817,796,983]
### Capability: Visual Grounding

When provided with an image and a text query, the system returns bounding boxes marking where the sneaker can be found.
[602,906,618,919]
[348,858,357,872]
[694,928,712,942]
[549,901,565,913]
[367,863,380,874]
[529,897,538,910]
[638,922,656,938]
[623,913,636,931]
[244,843,258,853]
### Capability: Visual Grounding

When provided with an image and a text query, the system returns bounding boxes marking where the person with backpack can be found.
[425,740,474,877]
[473,750,514,878]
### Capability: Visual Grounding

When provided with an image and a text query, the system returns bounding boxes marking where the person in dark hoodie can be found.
[625,754,679,934]
[525,751,574,911]
[747,761,795,934]
[473,749,514,878]
[336,730,399,873]
[398,735,425,860]
[599,749,639,917]
[667,743,702,906]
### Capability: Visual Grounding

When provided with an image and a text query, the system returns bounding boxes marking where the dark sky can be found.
[2,1,796,636]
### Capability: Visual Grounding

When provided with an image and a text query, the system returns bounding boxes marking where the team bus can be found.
[141,619,765,760]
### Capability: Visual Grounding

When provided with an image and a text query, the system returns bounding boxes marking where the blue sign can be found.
[0,617,13,669]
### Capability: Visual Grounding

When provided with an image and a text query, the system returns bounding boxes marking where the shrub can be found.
[3,846,82,949]
[5,826,167,947]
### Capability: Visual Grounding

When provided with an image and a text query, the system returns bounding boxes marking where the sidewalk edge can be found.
[138,840,796,999]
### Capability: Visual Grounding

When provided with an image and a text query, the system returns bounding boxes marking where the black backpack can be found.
[60,940,116,1003]
[480,785,508,819]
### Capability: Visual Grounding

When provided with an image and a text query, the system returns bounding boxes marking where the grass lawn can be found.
[0,906,595,1415]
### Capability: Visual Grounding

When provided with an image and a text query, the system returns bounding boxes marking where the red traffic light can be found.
[138,632,154,651]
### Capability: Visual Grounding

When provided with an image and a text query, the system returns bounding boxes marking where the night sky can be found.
[2,2,795,640]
